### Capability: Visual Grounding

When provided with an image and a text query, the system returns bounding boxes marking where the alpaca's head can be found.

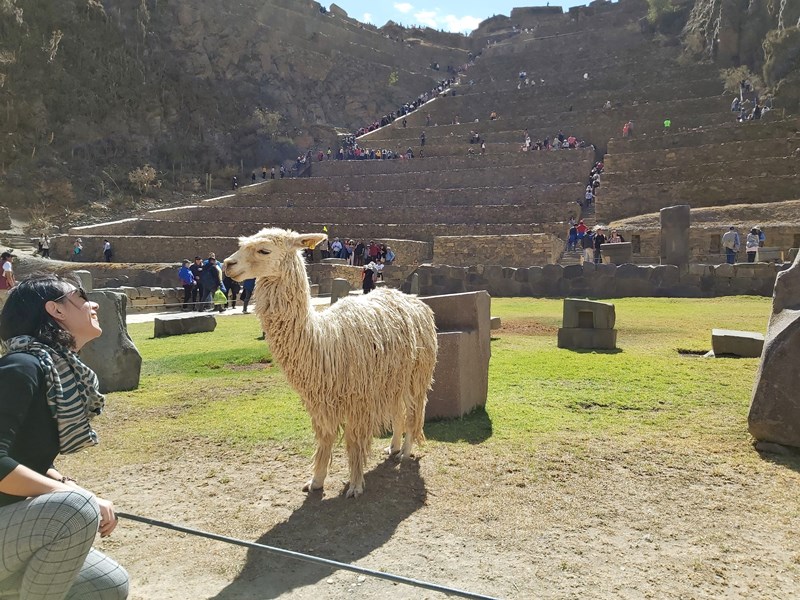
[223,228,327,280]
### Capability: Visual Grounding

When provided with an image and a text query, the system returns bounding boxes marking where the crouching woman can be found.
[0,275,128,599]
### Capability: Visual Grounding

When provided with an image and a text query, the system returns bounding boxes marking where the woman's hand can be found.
[96,496,119,537]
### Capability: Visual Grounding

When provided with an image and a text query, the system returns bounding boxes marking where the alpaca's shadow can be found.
[209,458,426,600]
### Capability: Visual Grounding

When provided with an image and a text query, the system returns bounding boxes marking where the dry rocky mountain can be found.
[0,0,466,216]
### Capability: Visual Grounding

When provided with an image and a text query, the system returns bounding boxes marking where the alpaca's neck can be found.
[254,253,316,368]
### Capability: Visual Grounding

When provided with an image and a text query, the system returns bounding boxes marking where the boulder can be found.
[490,316,502,330]
[80,291,141,392]
[749,253,800,447]
[154,313,217,338]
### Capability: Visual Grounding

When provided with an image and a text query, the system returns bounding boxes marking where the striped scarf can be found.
[5,336,104,454]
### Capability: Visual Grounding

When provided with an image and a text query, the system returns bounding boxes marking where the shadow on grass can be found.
[754,441,800,473]
[563,347,623,355]
[424,406,493,444]
[209,459,426,600]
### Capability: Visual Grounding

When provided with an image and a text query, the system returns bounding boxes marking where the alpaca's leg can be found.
[384,412,405,457]
[303,429,335,492]
[401,393,420,459]
[344,423,371,498]
[402,355,434,460]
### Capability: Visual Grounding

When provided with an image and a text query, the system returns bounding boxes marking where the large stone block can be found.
[601,242,632,265]
[557,328,617,350]
[80,291,141,393]
[72,270,93,292]
[154,314,217,338]
[421,291,491,420]
[711,329,765,358]
[660,204,691,266]
[558,298,617,350]
[755,247,783,263]
[562,298,616,329]
[330,278,351,304]
[749,253,800,447]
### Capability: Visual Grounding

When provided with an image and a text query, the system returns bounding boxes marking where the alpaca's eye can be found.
[258,249,271,255]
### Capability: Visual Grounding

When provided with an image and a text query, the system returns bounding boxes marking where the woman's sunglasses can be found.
[52,287,89,303]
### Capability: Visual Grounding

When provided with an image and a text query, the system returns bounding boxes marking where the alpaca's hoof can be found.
[345,484,364,498]
[384,445,401,457]
[302,479,323,493]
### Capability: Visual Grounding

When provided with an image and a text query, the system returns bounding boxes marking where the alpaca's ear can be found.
[294,233,327,250]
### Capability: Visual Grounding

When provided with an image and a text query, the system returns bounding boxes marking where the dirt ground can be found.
[62,428,800,600]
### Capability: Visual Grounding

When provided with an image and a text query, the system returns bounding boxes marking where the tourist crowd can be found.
[176,254,255,314]
[352,76,459,137]
[311,238,396,267]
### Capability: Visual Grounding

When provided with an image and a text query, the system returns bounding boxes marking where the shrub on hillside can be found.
[128,165,157,194]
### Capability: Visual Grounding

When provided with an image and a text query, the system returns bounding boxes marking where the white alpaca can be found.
[224,228,437,497]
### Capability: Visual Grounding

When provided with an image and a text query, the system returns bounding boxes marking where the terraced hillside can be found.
[49,0,799,266]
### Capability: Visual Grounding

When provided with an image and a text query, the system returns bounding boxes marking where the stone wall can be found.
[260,161,589,191]
[308,263,416,294]
[412,261,786,298]
[49,235,430,266]
[433,234,562,267]
[600,174,800,222]
[612,226,800,262]
[0,207,11,230]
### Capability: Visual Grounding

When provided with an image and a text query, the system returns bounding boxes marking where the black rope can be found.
[118,512,501,600]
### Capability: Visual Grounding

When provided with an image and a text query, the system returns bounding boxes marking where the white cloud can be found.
[363,12,373,23]
[411,9,480,32]
[442,14,481,33]
[394,2,414,13]
[414,10,439,28]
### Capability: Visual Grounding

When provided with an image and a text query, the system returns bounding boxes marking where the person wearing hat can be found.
[0,252,15,309]
[178,259,195,311]
[745,228,760,263]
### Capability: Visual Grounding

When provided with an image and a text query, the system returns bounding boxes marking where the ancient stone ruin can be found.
[748,253,800,448]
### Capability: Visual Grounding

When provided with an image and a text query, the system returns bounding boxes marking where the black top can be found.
[0,352,59,506]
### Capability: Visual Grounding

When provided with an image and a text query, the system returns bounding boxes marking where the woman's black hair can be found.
[0,273,79,348]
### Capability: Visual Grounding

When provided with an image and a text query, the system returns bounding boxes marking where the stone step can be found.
[256,159,591,192]
[130,203,579,226]
[603,138,798,174]
[223,183,587,208]
[600,173,800,222]
[606,116,800,155]
[308,148,587,176]
[603,155,800,186]
[50,222,566,260]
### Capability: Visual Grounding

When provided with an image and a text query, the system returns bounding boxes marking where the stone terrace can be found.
[52,0,799,270]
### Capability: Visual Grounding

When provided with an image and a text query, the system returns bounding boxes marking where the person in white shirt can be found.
[0,252,16,308]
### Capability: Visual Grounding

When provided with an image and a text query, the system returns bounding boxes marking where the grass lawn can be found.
[109,296,772,460]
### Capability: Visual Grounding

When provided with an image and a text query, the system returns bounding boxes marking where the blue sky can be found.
[329,1,595,33]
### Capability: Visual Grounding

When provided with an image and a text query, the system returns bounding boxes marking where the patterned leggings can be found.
[0,490,128,599]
